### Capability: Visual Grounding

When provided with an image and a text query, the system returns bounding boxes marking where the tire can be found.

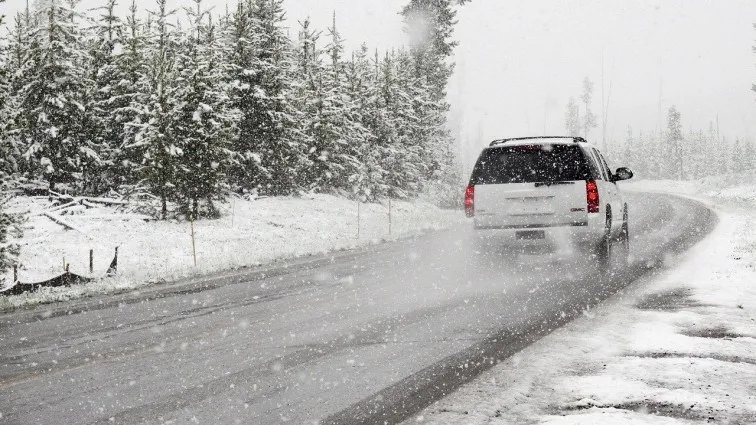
[617,206,630,267]
[594,212,612,270]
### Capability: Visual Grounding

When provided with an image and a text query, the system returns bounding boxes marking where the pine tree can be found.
[15,0,98,192]
[237,0,303,196]
[0,189,22,286]
[580,77,597,139]
[622,126,639,175]
[564,97,580,137]
[134,0,179,218]
[665,106,683,179]
[225,0,260,193]
[323,15,368,193]
[0,10,14,179]
[719,136,731,175]
[688,129,705,179]
[0,0,22,284]
[87,0,127,193]
[379,50,422,198]
[640,130,661,179]
[743,140,755,171]
[3,10,35,178]
[292,18,324,190]
[171,0,236,218]
[345,44,387,201]
[293,17,363,193]
[705,121,719,177]
[400,0,457,104]
[0,1,7,174]
[400,0,462,202]
[731,138,744,173]
[108,0,150,190]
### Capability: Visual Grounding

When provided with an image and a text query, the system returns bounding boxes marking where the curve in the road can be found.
[323,193,718,425]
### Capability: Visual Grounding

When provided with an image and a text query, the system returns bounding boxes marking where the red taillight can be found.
[586,180,600,213]
[465,185,475,217]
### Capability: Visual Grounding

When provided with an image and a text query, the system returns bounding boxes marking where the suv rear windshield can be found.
[470,144,591,185]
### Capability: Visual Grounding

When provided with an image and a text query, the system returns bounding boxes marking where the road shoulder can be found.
[1,194,462,311]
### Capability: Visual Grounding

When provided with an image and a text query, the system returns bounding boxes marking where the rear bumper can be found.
[472,215,604,249]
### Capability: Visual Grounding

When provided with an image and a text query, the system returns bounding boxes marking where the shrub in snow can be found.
[0,190,23,285]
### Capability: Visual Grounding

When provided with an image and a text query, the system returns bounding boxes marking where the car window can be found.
[583,148,603,180]
[598,154,613,180]
[470,144,591,184]
[591,149,610,180]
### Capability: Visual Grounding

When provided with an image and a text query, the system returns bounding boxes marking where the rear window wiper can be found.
[534,181,576,187]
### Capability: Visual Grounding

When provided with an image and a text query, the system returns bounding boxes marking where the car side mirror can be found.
[613,167,634,182]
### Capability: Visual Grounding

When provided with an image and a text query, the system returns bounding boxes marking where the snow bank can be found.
[409,176,756,424]
[621,169,756,206]
[1,194,462,308]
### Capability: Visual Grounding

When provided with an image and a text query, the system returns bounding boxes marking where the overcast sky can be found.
[2,0,755,167]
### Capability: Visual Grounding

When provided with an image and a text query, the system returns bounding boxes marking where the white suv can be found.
[465,136,633,264]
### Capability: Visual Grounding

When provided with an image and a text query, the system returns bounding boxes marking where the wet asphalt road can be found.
[0,192,716,425]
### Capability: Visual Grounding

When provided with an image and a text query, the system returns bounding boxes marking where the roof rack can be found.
[488,136,588,147]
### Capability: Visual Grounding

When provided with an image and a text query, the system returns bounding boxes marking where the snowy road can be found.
[0,192,715,425]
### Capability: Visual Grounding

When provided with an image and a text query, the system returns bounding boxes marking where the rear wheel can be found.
[616,206,630,267]
[594,212,612,269]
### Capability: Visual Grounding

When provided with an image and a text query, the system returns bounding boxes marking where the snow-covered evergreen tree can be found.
[400,0,457,104]
[133,0,179,218]
[564,97,580,137]
[705,122,720,177]
[731,138,744,173]
[743,140,755,171]
[688,129,706,179]
[0,10,14,179]
[0,189,22,286]
[171,0,236,218]
[293,17,363,193]
[108,0,150,190]
[87,0,127,193]
[225,0,260,193]
[234,0,303,196]
[0,0,22,284]
[580,77,597,139]
[665,106,683,179]
[378,50,422,198]
[400,0,463,203]
[622,126,641,176]
[0,1,8,178]
[345,45,387,201]
[322,15,368,193]
[15,0,97,191]
[1,11,35,179]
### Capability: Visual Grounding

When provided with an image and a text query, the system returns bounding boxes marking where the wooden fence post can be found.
[13,264,18,284]
[107,247,118,277]
[190,218,197,268]
[388,198,392,236]
[89,249,94,274]
[231,198,236,228]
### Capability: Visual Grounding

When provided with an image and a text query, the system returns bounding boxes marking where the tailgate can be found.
[474,181,587,229]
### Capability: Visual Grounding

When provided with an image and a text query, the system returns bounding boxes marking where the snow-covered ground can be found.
[0,194,461,309]
[408,176,756,424]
